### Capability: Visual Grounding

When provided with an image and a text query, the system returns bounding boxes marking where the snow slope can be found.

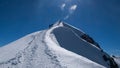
[114,57,120,67]
[0,21,119,68]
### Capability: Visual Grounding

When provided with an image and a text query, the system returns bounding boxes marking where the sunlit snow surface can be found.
[0,21,119,68]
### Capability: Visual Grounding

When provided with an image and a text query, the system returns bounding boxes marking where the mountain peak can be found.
[52,20,64,27]
[0,21,119,68]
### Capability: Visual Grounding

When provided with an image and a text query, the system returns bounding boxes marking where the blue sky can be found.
[0,0,120,56]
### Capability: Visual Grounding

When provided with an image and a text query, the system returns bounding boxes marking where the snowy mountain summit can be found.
[0,21,119,68]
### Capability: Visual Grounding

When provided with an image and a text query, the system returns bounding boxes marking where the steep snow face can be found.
[51,22,109,67]
[0,21,114,68]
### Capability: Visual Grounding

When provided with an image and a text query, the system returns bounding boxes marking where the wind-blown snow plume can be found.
[69,5,77,14]
[61,3,66,10]
[60,2,77,20]
[64,4,77,20]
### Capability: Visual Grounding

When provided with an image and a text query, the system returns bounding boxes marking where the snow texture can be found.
[0,21,119,68]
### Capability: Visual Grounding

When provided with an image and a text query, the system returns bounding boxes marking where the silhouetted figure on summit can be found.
[49,23,53,28]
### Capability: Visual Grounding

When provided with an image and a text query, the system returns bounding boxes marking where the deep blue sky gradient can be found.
[0,0,120,55]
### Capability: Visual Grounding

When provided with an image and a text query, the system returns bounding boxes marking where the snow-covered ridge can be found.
[0,21,119,68]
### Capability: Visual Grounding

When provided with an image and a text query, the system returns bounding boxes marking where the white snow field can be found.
[0,21,119,68]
